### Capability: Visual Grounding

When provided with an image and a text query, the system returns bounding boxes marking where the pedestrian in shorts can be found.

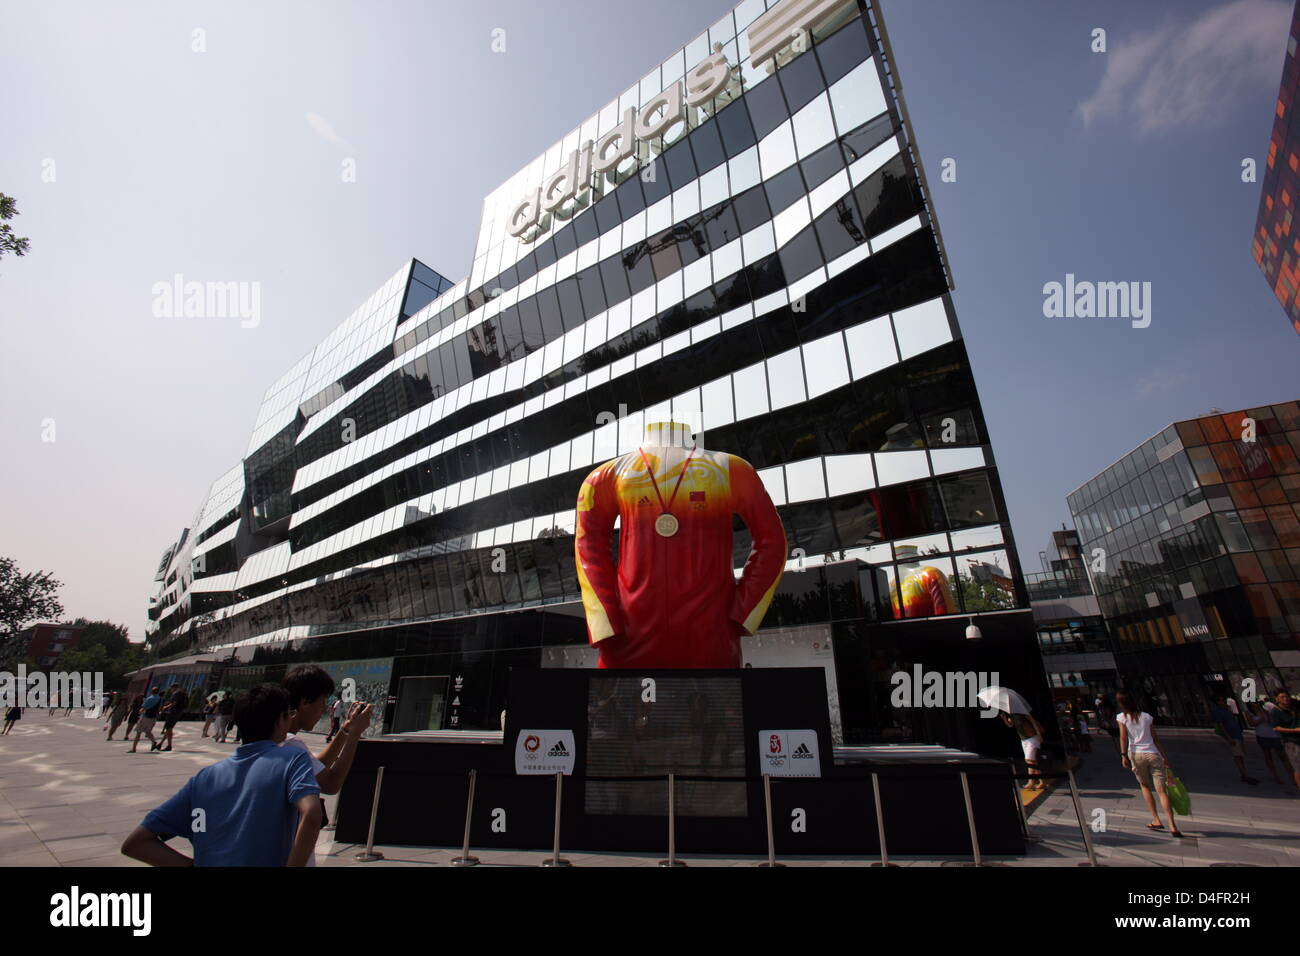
[1269,690,1300,789]
[1209,694,1259,785]
[129,686,164,753]
[1117,690,1182,837]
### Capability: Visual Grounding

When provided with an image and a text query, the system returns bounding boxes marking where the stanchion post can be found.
[870,772,896,867]
[1011,777,1037,843]
[959,770,982,867]
[1067,767,1100,867]
[658,772,686,867]
[541,771,572,867]
[757,773,784,867]
[355,766,385,862]
[450,768,480,867]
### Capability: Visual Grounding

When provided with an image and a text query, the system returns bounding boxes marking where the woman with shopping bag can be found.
[1116,691,1184,837]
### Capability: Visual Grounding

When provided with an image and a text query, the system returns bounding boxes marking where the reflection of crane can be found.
[834,198,865,244]
[622,195,740,277]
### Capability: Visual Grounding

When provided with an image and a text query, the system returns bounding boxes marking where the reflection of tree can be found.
[960,575,1015,611]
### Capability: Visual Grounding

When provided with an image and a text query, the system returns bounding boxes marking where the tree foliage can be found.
[66,618,131,657]
[0,193,31,261]
[0,556,64,637]
[960,574,1016,612]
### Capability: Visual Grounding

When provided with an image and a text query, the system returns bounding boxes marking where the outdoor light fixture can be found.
[965,617,982,640]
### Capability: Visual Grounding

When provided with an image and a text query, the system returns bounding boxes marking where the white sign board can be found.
[514,729,576,775]
[758,729,822,777]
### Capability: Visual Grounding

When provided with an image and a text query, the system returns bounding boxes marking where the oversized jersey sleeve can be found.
[727,455,787,635]
[575,461,626,643]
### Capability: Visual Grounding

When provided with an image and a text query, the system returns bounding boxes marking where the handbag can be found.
[1166,773,1191,816]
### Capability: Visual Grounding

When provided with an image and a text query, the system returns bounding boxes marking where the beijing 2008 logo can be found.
[769,734,782,754]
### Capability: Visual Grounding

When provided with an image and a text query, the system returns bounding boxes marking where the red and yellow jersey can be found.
[575,446,787,669]
[891,564,956,618]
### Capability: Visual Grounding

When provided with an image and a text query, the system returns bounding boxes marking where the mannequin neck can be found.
[642,422,693,449]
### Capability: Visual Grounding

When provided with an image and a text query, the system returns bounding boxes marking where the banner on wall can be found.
[310,657,395,738]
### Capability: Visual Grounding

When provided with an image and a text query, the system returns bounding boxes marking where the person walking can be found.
[1096,693,1121,753]
[106,694,130,741]
[201,695,217,738]
[324,696,343,743]
[1209,694,1259,785]
[158,685,188,752]
[129,686,164,753]
[1247,701,1288,785]
[1269,690,1300,789]
[124,694,143,740]
[214,692,235,743]
[1000,709,1047,791]
[1116,690,1182,837]
[1076,705,1093,753]
[3,704,21,734]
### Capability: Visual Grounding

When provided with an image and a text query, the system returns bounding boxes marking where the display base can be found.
[335,667,1024,857]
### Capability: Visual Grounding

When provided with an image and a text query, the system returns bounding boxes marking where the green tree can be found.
[0,193,31,260]
[59,637,153,691]
[66,618,130,657]
[0,556,64,637]
[961,574,1016,612]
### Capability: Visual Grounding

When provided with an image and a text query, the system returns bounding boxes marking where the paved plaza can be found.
[1,712,1296,867]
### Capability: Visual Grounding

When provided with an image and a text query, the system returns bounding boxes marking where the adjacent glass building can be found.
[1066,403,1300,726]
[1252,0,1300,336]
[146,0,1046,751]
[1025,528,1118,702]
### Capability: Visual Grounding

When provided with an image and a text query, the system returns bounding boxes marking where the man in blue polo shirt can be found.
[120,683,322,866]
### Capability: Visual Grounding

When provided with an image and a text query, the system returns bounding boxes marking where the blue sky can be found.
[0,0,1294,637]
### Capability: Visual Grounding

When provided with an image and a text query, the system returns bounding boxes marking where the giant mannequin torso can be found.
[575,422,787,668]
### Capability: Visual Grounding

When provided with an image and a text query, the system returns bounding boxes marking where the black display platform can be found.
[334,667,1025,856]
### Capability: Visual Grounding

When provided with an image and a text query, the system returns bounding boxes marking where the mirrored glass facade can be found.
[1252,0,1300,336]
[146,0,1042,747]
[1066,402,1300,725]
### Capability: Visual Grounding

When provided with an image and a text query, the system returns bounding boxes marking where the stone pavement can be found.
[1,710,1295,866]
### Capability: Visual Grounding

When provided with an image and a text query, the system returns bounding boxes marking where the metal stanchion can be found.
[450,769,480,867]
[355,766,385,862]
[960,771,982,866]
[757,773,785,867]
[1011,778,1037,844]
[939,769,1007,867]
[870,772,896,867]
[541,772,572,867]
[1066,767,1100,867]
[658,772,686,867]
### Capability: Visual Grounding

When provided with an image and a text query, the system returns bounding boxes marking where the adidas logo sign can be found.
[792,742,813,758]
[547,741,570,757]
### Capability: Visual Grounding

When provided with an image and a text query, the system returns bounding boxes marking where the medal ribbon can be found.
[638,446,697,517]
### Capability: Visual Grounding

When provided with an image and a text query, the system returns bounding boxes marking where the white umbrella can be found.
[978,685,1032,715]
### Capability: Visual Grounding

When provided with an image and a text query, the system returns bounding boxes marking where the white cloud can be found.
[306,112,353,151]
[1079,0,1290,132]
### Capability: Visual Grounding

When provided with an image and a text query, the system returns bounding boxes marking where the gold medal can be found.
[639,445,696,541]
[654,513,679,537]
